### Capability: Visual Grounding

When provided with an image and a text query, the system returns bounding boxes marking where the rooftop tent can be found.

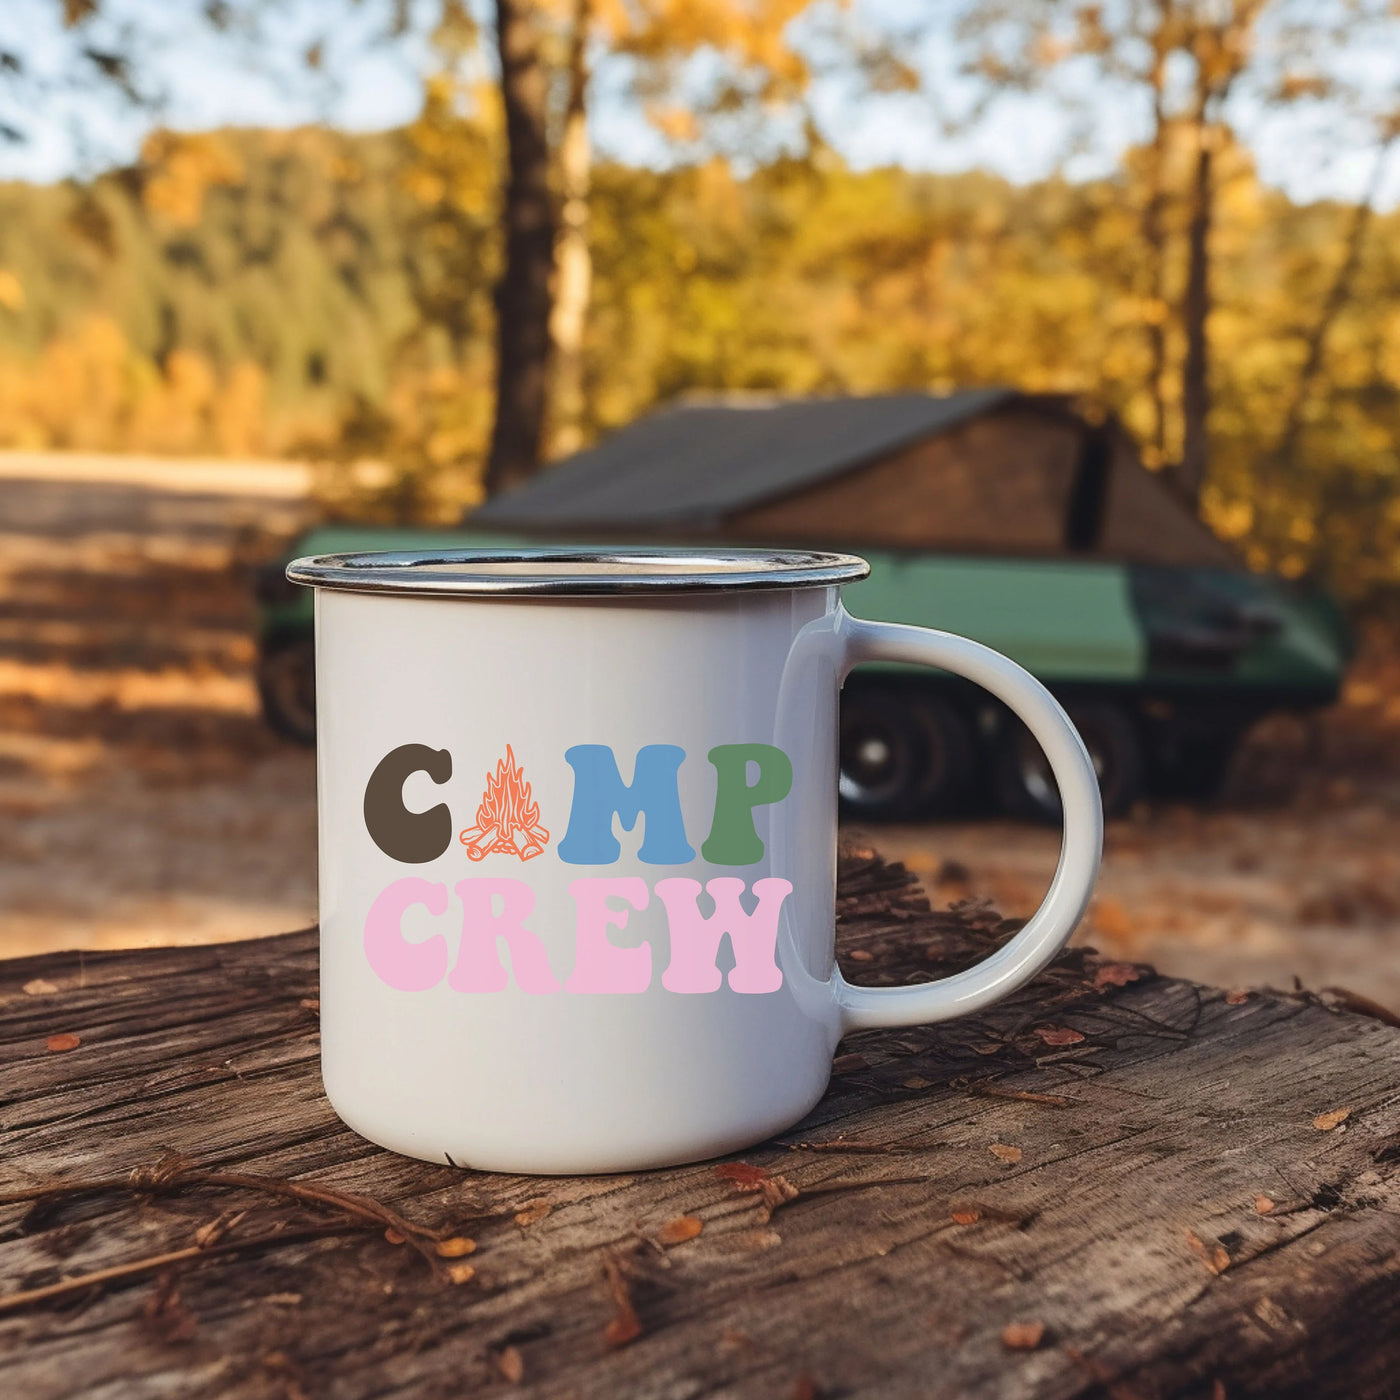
[471,390,1238,568]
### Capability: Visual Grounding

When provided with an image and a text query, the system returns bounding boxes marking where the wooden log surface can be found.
[2,850,1398,1400]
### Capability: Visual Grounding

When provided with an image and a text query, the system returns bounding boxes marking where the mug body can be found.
[312,564,854,1173]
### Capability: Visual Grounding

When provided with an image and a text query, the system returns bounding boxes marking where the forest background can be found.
[2,0,1400,604]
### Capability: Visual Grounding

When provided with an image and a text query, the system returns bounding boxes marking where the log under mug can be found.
[287,547,1103,1174]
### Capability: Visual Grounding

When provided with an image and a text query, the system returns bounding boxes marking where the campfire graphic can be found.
[459,745,550,862]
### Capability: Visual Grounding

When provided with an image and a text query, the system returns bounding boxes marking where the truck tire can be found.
[1152,731,1241,801]
[257,637,317,746]
[839,690,973,820]
[994,701,1143,822]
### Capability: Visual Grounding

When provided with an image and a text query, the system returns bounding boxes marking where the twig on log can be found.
[0,1153,489,1269]
[0,1222,358,1316]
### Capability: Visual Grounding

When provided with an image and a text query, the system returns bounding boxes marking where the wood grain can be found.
[2,851,1397,1399]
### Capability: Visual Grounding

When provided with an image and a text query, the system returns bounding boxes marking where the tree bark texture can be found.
[3,852,1400,1398]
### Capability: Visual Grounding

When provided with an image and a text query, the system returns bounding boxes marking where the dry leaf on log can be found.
[1093,962,1144,988]
[434,1237,476,1258]
[602,1255,642,1348]
[1001,1321,1046,1350]
[1313,1108,1351,1131]
[513,1198,552,1226]
[1034,1026,1085,1046]
[989,1144,1022,1164]
[655,1216,703,1246]
[445,1262,476,1285]
[1185,1230,1230,1276]
[493,1345,525,1384]
[44,1033,80,1052]
[1225,989,1251,1005]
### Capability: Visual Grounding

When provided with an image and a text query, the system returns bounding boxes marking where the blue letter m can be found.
[557,745,694,865]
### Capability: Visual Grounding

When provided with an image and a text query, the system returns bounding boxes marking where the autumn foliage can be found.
[0,113,1398,597]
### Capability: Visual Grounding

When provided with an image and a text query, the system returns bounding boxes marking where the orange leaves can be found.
[513,1198,553,1226]
[434,1237,476,1258]
[1313,1108,1351,1131]
[1092,961,1146,989]
[1034,1025,1085,1047]
[1001,1321,1046,1350]
[45,1033,81,1053]
[655,1216,703,1246]
[1185,1230,1230,1276]
[602,1255,642,1349]
[989,1144,1023,1164]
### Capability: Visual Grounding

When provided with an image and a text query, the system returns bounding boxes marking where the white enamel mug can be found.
[287,547,1102,1174]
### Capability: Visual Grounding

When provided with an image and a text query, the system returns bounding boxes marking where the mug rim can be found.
[286,545,871,597]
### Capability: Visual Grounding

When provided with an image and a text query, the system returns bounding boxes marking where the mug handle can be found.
[833,612,1104,1033]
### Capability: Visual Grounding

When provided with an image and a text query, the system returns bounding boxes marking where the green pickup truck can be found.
[256,391,1351,820]
[256,527,1348,821]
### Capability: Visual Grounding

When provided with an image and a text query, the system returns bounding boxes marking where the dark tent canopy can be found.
[472,389,1237,568]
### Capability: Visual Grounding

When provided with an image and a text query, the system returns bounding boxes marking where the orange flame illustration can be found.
[459,745,549,862]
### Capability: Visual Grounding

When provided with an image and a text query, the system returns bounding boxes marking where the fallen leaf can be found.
[951,1208,982,1225]
[1001,1321,1046,1350]
[1313,1108,1351,1131]
[1254,1194,1276,1215]
[656,1215,703,1246]
[45,1033,81,1053]
[832,1053,870,1075]
[434,1236,476,1258]
[383,1227,406,1245]
[1092,962,1143,988]
[493,1345,524,1384]
[23,978,58,996]
[715,1162,771,1188]
[846,948,874,962]
[445,1262,476,1285]
[989,1144,1022,1164]
[973,1042,1005,1056]
[1223,988,1250,1005]
[1185,1230,1230,1276]
[513,1197,553,1226]
[602,1255,641,1348]
[902,1076,933,1089]
[1034,1026,1085,1046]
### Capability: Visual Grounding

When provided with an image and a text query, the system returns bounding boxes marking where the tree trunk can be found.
[549,0,593,460]
[1141,6,1173,466]
[485,0,555,497]
[1177,115,1214,510]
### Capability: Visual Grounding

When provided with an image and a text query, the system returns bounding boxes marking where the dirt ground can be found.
[3,452,1400,1012]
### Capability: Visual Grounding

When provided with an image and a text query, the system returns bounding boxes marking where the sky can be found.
[1,0,1397,210]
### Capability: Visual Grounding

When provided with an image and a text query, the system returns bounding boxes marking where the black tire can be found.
[839,689,973,820]
[1152,731,1241,801]
[994,701,1143,822]
[257,636,317,746]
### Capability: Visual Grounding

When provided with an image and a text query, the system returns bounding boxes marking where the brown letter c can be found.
[363,745,453,864]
